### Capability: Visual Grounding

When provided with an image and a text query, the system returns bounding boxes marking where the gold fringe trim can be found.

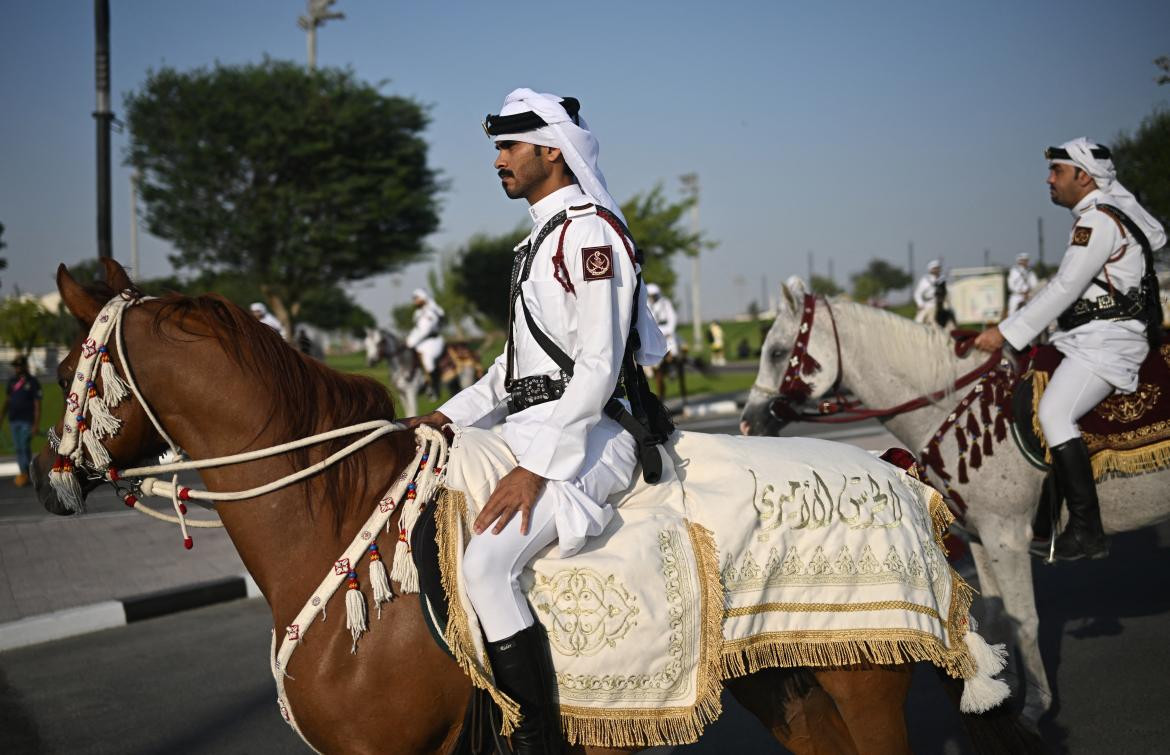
[556,521,726,748]
[1090,438,1170,481]
[719,629,974,681]
[435,488,521,736]
[1029,369,1053,464]
[1030,368,1170,481]
[927,489,953,556]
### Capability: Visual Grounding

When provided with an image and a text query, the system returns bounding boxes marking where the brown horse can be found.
[32,260,1038,755]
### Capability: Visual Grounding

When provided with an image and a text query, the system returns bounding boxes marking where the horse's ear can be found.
[100,257,134,292]
[779,282,799,314]
[57,264,101,324]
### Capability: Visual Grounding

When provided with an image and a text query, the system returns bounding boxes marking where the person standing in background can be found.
[2,356,41,488]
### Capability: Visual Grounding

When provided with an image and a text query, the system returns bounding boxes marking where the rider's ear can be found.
[57,264,102,324]
[100,257,134,293]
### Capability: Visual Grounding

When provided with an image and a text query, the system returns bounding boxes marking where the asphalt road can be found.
[3,418,1168,753]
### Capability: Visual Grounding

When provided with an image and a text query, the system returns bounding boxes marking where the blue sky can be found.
[2,0,1168,322]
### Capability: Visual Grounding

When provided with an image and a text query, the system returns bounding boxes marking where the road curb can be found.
[0,573,262,652]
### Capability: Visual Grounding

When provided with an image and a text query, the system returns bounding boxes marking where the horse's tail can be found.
[935,670,1049,754]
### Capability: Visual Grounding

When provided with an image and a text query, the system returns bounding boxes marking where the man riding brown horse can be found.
[406,88,669,753]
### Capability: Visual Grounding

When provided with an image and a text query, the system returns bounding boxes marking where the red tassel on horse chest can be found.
[958,455,969,484]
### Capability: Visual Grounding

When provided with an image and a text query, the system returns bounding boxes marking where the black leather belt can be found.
[506,371,571,414]
[1057,288,1145,331]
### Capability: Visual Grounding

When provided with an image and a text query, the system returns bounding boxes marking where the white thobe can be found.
[440,184,666,556]
[406,303,446,373]
[1007,264,1039,315]
[999,189,1149,392]
[651,295,679,357]
[914,273,942,323]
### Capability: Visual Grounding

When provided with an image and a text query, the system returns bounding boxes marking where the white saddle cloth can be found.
[437,426,992,748]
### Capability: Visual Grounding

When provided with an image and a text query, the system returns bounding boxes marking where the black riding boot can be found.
[485,624,562,755]
[428,368,443,400]
[1051,437,1109,561]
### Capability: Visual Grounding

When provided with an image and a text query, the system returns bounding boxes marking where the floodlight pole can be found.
[94,0,113,259]
[298,0,345,69]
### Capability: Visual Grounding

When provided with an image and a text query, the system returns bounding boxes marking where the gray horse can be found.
[364,328,426,417]
[740,283,1170,727]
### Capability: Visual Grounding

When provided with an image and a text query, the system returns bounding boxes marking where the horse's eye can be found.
[771,349,786,362]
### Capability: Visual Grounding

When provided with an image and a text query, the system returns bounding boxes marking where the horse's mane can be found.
[131,287,400,531]
[831,299,978,396]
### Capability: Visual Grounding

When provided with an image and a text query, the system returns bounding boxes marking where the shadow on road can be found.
[1034,527,1170,752]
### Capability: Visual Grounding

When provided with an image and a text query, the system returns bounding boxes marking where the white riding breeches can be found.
[914,304,937,325]
[461,422,637,642]
[1037,356,1115,447]
[415,337,444,373]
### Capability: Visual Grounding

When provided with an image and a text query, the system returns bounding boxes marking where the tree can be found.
[124,60,441,338]
[1156,55,1169,86]
[810,275,842,296]
[451,185,709,334]
[0,298,53,356]
[620,185,709,297]
[1114,108,1170,232]
[850,258,912,302]
[452,226,527,331]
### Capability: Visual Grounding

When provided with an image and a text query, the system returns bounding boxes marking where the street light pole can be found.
[94,0,113,259]
[297,0,345,70]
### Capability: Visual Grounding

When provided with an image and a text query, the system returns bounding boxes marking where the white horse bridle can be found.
[50,291,406,547]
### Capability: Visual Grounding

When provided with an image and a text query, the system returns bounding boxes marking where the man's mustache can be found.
[498,170,513,179]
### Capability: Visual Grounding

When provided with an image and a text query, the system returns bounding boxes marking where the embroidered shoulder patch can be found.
[582,245,614,281]
[1072,226,1093,246]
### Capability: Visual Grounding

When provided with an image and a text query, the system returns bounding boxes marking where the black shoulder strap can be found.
[1097,203,1153,256]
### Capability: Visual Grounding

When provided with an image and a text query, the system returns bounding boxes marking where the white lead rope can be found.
[122,420,402,502]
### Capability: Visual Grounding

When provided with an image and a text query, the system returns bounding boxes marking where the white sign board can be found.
[948,269,1005,324]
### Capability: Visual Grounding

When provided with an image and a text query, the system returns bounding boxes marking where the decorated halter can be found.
[48,291,417,555]
[764,294,848,423]
[48,292,137,510]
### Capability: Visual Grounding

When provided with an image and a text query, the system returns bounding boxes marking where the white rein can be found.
[50,292,404,547]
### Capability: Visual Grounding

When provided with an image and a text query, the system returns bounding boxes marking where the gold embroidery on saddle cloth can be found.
[750,469,907,534]
[720,570,977,682]
[557,523,725,749]
[531,568,639,658]
[1031,359,1170,480]
[721,543,944,595]
[725,600,942,620]
[720,489,979,682]
[1095,384,1161,423]
[439,485,725,748]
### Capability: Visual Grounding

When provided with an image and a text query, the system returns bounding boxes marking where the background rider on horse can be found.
[405,288,447,400]
[975,137,1167,561]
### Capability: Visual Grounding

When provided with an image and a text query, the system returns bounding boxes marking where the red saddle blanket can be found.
[1015,343,1170,480]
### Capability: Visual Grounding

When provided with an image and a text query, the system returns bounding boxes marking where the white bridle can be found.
[49,291,406,548]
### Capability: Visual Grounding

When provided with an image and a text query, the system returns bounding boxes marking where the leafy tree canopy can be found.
[451,185,710,332]
[810,275,842,296]
[0,298,53,355]
[124,59,440,337]
[452,226,527,332]
[850,258,912,301]
[1114,108,1170,233]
